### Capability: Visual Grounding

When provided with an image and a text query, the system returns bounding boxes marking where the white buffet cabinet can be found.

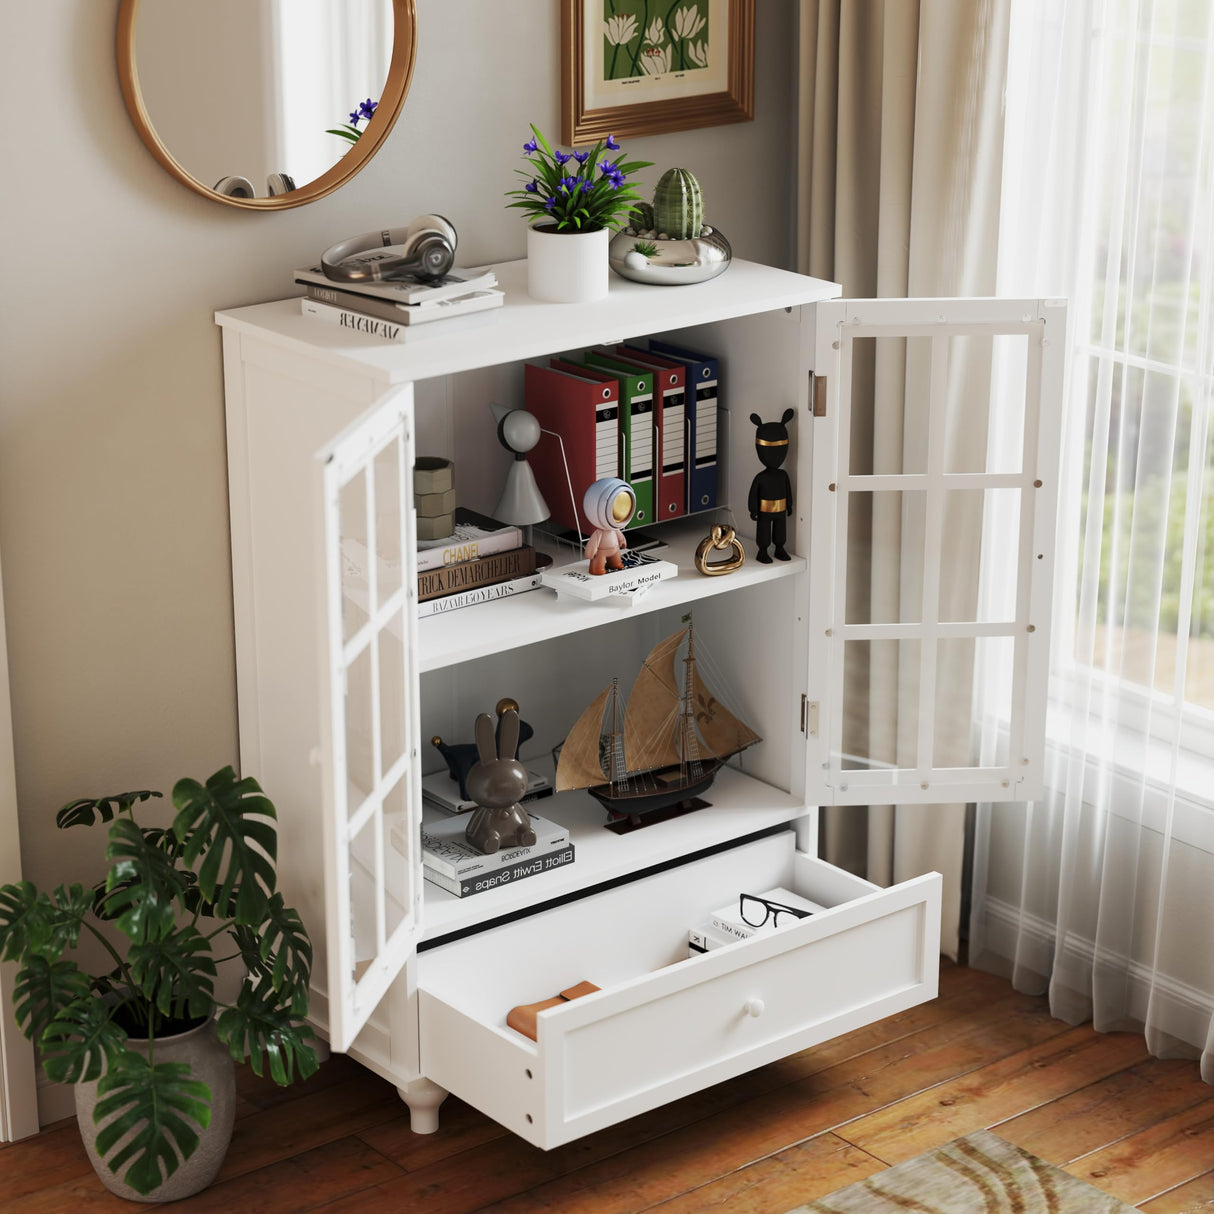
[217,259,1064,1147]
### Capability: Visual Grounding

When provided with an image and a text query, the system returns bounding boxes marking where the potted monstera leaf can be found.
[0,766,317,1202]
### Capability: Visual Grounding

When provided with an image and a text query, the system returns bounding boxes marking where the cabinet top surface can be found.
[215,258,841,383]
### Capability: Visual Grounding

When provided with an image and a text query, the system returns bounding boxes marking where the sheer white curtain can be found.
[272,0,394,187]
[970,0,1214,1082]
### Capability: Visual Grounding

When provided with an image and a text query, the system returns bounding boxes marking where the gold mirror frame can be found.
[116,0,417,210]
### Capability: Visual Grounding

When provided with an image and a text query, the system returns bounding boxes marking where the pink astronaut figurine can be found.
[583,477,637,575]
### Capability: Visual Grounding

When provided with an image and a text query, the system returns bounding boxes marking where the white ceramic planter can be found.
[526,224,609,303]
[75,1016,236,1203]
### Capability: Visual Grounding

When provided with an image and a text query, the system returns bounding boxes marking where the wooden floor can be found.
[3,962,1213,1212]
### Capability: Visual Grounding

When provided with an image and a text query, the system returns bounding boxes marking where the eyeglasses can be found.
[739,893,813,929]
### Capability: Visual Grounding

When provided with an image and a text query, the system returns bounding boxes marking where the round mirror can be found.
[117,0,417,210]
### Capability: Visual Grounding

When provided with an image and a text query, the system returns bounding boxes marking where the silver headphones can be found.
[320,215,458,284]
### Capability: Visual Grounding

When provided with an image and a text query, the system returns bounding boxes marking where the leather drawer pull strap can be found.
[507,981,601,1041]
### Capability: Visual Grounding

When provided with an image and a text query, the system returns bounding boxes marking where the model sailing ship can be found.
[555,621,761,823]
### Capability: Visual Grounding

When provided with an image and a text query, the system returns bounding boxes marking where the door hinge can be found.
[811,373,827,417]
[800,695,819,738]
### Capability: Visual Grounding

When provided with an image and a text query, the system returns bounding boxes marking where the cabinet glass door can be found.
[317,384,423,1053]
[805,299,1067,806]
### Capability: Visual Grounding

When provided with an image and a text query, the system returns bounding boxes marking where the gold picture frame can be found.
[562,0,754,145]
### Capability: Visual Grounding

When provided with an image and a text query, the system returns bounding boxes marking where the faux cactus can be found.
[652,168,703,239]
[630,201,655,231]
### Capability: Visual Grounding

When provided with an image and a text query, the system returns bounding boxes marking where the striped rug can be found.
[790,1130,1137,1213]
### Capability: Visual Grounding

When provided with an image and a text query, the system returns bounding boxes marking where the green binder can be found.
[580,352,655,530]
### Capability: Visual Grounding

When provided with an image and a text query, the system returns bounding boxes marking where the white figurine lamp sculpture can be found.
[490,404,550,526]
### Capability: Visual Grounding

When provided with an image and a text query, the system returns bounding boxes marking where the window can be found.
[999,0,1214,768]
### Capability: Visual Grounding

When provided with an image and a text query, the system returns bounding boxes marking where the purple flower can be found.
[559,174,580,193]
[358,99,378,121]
[523,137,538,155]
[524,180,539,193]
[573,150,590,164]
[605,134,620,150]
[555,150,572,165]
[349,110,362,126]
[543,196,557,211]
[598,160,625,189]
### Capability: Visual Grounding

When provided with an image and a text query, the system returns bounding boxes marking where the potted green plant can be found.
[609,167,733,286]
[506,124,651,303]
[0,766,317,1202]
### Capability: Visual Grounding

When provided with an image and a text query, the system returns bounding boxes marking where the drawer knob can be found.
[743,998,765,1018]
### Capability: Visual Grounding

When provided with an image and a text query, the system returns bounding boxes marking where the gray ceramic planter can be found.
[74,1016,236,1203]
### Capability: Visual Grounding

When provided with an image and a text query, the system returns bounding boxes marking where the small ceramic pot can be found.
[75,1015,236,1203]
[527,224,609,303]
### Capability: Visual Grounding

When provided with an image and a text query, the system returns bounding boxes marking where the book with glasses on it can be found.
[687,921,738,957]
[710,887,827,941]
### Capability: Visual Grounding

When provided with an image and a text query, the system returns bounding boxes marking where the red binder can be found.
[524,362,619,535]
[611,347,687,520]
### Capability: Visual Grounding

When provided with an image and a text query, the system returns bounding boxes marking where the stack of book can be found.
[416,508,551,617]
[687,887,825,957]
[295,263,503,342]
[418,806,574,898]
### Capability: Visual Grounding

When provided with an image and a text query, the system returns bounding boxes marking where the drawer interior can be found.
[417,830,877,1032]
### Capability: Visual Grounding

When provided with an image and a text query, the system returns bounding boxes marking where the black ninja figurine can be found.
[747,409,794,563]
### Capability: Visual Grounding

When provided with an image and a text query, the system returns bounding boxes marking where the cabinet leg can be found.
[398,1076,448,1134]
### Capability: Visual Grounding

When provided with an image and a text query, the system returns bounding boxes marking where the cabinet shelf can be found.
[420,765,806,942]
[418,518,804,672]
[215,258,839,386]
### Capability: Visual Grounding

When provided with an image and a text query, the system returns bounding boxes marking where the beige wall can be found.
[0,2,797,894]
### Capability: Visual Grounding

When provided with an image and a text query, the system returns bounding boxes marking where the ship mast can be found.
[680,626,703,780]
[605,679,630,792]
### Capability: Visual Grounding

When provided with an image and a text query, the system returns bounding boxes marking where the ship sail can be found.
[555,685,612,791]
[689,666,761,758]
[622,628,685,772]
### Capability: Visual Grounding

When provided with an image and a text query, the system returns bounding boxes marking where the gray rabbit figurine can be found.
[464,707,538,855]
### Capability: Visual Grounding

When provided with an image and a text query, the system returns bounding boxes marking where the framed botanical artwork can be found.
[562,0,755,145]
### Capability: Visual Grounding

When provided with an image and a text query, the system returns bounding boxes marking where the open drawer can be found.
[417,831,941,1149]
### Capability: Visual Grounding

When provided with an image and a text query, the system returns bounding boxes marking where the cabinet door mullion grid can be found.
[319,385,422,1054]
[808,299,1065,807]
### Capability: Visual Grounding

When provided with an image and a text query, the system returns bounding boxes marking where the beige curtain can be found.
[797,0,1010,958]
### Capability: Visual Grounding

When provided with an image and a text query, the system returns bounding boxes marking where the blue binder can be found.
[644,340,720,513]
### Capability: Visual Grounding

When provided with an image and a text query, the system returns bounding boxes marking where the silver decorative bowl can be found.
[608,225,732,286]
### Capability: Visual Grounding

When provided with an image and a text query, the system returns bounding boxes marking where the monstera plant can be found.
[0,767,317,1199]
